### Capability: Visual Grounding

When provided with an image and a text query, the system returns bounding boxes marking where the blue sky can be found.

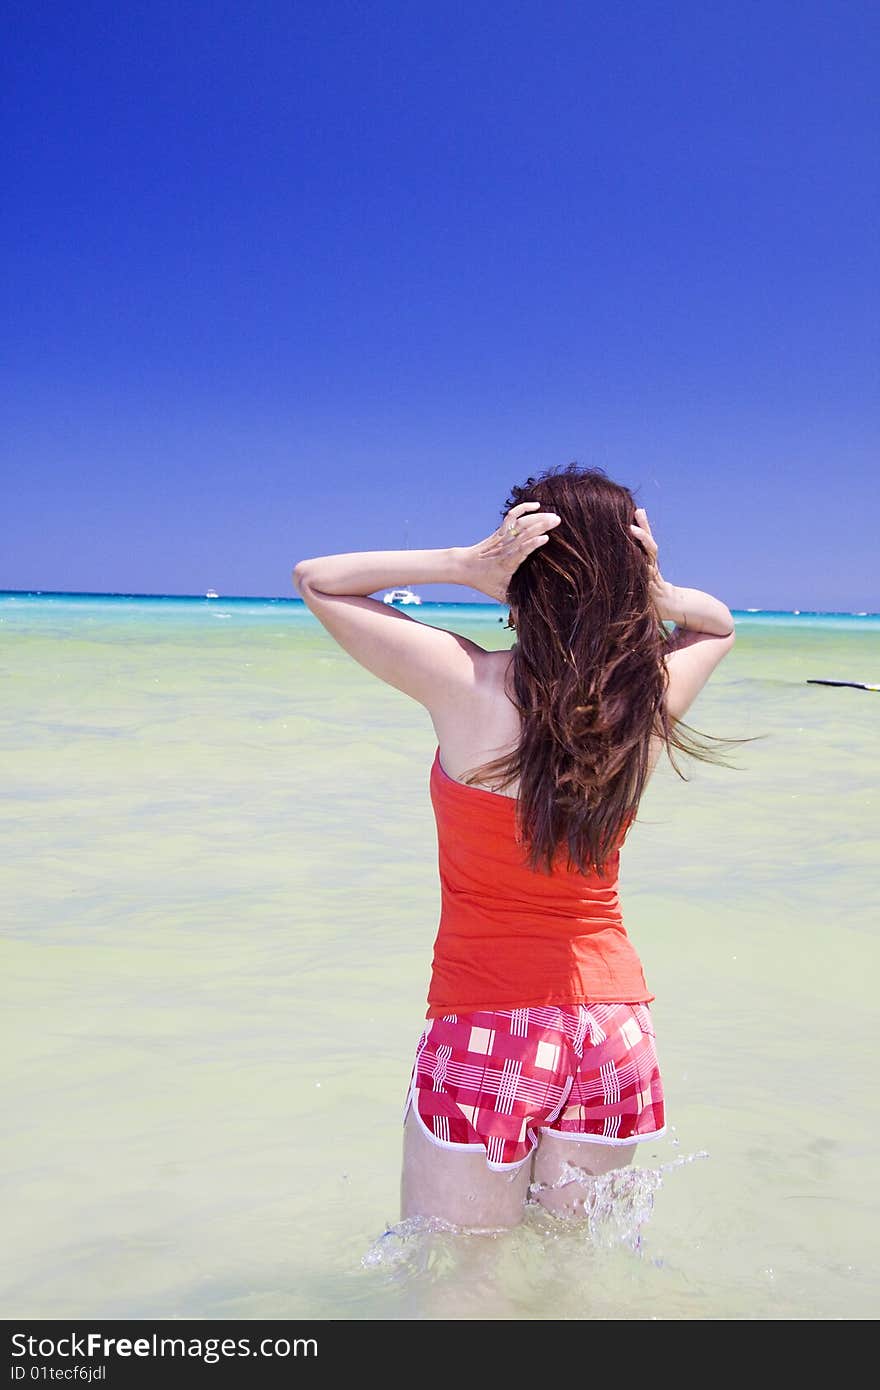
[3,1,878,610]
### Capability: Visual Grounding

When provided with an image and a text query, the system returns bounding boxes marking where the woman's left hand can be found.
[460,501,561,603]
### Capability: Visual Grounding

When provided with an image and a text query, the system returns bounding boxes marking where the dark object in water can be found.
[807,679,879,691]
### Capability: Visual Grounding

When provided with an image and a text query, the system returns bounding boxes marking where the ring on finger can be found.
[507,522,519,535]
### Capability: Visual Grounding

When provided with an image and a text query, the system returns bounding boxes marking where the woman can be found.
[293,463,738,1231]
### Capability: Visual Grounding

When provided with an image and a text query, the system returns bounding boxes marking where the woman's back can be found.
[428,626,736,797]
[427,648,523,795]
[426,736,651,1018]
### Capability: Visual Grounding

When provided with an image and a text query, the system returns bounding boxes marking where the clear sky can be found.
[3,1,878,610]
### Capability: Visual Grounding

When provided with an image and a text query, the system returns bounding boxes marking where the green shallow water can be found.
[1,596,878,1319]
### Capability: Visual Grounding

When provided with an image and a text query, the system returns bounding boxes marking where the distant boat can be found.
[383,518,422,605]
[205,589,219,599]
[746,607,761,612]
[383,587,422,605]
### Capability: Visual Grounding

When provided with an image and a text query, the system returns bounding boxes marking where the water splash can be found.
[526,1150,709,1252]
[362,1151,709,1272]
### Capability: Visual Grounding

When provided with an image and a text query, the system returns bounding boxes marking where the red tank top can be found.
[426,747,653,1018]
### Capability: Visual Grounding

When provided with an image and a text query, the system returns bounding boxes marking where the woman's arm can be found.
[290,504,560,712]
[294,501,560,602]
[628,513,736,739]
[654,580,736,638]
[292,547,469,597]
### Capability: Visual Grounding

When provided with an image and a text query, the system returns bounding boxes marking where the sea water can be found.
[1,592,878,1319]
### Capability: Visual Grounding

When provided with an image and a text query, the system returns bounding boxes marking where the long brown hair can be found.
[461,462,757,876]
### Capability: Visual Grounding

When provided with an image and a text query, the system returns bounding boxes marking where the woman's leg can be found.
[531,1002,662,1218]
[531,1133,636,1218]
[400,1107,531,1231]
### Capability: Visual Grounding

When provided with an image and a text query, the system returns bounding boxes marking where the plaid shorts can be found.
[404,1002,665,1169]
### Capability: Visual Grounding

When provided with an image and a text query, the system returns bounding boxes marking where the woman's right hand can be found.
[631,509,736,635]
[629,508,668,608]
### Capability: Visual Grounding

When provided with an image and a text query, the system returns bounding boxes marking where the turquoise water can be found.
[2,591,878,1319]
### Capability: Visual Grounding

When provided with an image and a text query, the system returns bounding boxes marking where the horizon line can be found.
[0,589,876,617]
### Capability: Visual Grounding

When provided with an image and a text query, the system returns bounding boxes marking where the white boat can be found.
[383,587,422,605]
[383,522,423,604]
[205,589,219,599]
